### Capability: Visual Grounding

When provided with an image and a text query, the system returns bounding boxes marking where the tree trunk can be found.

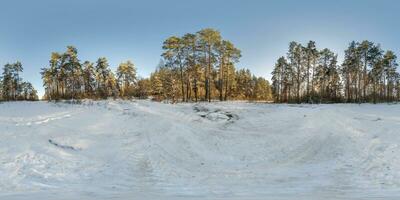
[224,69,229,101]
[346,73,350,102]
[306,58,310,102]
[186,77,190,102]
[363,52,367,102]
[207,46,212,102]
[180,63,185,102]
[194,79,198,102]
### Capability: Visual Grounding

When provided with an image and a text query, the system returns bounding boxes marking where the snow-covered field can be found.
[1,100,400,200]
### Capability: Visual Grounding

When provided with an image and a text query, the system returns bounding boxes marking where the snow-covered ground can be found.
[1,100,400,200]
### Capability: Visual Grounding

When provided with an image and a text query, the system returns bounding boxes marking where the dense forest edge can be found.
[0,28,399,104]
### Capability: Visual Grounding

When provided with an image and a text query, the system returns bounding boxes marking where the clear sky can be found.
[0,0,399,98]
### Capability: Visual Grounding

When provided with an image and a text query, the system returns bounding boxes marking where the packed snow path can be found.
[1,101,400,200]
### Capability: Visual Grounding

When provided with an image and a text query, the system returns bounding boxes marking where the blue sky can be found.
[0,0,399,97]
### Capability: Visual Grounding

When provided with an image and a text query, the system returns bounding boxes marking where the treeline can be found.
[0,62,38,101]
[272,40,399,103]
[41,28,272,102]
[151,28,272,102]
[34,31,400,104]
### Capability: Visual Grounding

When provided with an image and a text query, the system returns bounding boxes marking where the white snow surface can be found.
[1,100,400,199]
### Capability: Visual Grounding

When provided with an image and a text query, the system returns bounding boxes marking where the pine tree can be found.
[135,78,150,99]
[304,41,318,101]
[216,40,241,101]
[272,57,288,102]
[341,41,361,102]
[2,63,13,100]
[287,42,305,103]
[382,51,398,101]
[150,70,163,101]
[95,57,112,98]
[314,48,338,102]
[162,36,187,101]
[82,61,96,98]
[253,77,272,101]
[2,62,38,101]
[116,60,137,98]
[182,33,198,102]
[197,28,222,102]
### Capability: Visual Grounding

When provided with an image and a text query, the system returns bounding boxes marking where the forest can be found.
[39,28,272,102]
[0,62,38,101]
[272,40,399,103]
[0,28,399,103]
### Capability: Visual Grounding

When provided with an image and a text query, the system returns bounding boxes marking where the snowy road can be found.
[1,101,400,199]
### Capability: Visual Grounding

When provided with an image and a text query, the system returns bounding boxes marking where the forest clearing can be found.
[1,100,400,199]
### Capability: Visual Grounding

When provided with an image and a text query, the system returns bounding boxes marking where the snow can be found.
[1,100,400,199]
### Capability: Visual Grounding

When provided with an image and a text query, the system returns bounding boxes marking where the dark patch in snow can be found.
[193,105,209,113]
[122,108,137,117]
[288,104,317,109]
[225,113,239,121]
[354,117,383,122]
[193,105,238,123]
[48,139,80,151]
